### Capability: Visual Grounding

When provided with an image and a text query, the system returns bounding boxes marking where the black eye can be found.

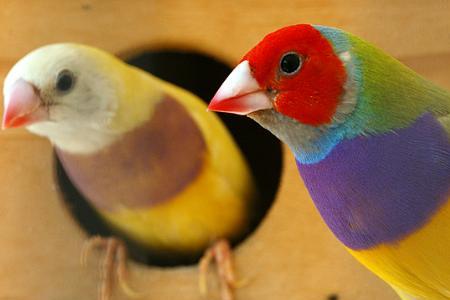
[280,52,302,75]
[56,70,75,93]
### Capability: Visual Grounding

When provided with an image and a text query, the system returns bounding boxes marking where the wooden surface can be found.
[0,1,449,300]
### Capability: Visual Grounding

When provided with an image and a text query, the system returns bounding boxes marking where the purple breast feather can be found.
[297,113,450,250]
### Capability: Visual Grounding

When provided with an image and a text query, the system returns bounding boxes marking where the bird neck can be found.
[314,26,450,155]
[287,31,450,163]
[343,33,450,137]
[110,66,166,134]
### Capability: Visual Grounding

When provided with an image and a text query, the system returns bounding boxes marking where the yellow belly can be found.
[348,197,450,300]
[101,156,253,255]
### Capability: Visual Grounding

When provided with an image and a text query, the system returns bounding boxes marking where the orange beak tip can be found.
[208,60,273,115]
[2,79,47,129]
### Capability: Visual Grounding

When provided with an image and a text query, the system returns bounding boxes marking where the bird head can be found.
[2,44,123,153]
[208,24,359,163]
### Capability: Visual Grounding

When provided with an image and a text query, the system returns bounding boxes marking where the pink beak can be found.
[2,79,48,129]
[208,60,272,115]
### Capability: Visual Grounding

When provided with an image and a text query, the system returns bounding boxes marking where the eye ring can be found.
[279,52,303,76]
[56,69,76,93]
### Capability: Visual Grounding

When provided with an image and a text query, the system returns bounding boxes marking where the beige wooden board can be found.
[0,1,449,299]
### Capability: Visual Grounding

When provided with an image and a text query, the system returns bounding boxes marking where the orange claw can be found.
[81,236,142,300]
[199,239,246,300]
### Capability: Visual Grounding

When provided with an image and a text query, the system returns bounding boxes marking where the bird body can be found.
[209,24,450,299]
[57,88,252,257]
[3,43,255,259]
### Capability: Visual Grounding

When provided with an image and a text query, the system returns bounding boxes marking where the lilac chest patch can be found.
[296,114,450,250]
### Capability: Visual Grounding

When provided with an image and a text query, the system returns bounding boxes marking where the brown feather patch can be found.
[57,96,206,212]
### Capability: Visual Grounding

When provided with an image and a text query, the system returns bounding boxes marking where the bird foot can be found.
[81,236,142,300]
[199,239,246,300]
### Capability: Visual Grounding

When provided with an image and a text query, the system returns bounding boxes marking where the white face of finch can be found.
[2,44,120,154]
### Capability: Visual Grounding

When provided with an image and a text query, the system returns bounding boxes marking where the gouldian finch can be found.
[2,43,256,300]
[209,24,450,300]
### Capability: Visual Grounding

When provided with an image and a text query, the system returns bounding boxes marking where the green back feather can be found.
[347,32,450,135]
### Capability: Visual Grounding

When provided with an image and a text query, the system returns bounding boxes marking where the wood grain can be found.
[0,1,448,299]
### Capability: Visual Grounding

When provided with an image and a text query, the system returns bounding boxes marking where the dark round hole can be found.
[55,49,283,266]
[327,294,339,300]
